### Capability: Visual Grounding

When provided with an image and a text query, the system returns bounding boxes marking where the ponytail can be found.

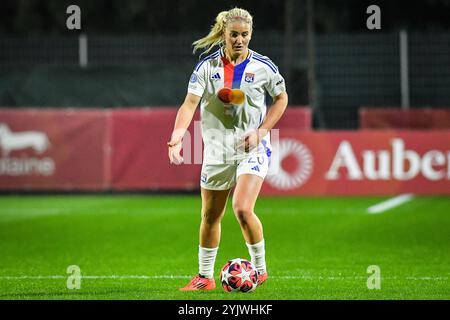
[192,8,253,56]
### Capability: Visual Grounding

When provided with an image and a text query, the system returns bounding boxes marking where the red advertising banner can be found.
[1,108,449,195]
[110,108,202,190]
[0,109,108,190]
[262,130,450,195]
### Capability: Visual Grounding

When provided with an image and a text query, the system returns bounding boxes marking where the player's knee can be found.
[232,204,253,225]
[201,208,222,225]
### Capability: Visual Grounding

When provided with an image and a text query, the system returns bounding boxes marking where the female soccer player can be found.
[168,7,288,291]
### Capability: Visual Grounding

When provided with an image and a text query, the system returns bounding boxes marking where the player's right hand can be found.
[167,139,184,165]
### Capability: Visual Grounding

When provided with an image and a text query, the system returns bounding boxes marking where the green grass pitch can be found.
[0,195,449,300]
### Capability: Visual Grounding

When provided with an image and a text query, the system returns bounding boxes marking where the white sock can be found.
[246,239,267,275]
[198,246,218,279]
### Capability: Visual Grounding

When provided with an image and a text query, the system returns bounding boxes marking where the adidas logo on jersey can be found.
[211,73,221,80]
[251,166,260,172]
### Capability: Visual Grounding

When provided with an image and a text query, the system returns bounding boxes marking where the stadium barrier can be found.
[359,107,450,129]
[1,108,449,195]
[262,130,450,196]
[0,108,109,190]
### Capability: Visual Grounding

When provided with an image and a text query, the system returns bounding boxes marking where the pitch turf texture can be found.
[0,195,449,300]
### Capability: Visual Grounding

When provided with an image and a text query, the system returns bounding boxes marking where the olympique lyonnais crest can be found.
[244,73,255,83]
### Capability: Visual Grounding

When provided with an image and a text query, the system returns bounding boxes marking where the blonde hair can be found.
[192,8,253,55]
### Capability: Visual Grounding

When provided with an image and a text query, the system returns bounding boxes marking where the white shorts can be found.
[200,153,270,190]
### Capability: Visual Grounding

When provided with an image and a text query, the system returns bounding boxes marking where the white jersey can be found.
[187,48,286,164]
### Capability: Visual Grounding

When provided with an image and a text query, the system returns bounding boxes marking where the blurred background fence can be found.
[1,32,449,129]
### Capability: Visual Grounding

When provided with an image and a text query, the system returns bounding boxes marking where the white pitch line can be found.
[0,275,447,281]
[0,275,191,280]
[367,193,414,214]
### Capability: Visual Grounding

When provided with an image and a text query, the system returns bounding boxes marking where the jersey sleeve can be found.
[187,63,207,97]
[265,69,286,98]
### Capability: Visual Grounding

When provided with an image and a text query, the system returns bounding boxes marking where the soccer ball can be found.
[220,258,259,293]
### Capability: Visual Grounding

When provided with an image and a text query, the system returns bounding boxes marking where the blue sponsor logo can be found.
[190,73,198,83]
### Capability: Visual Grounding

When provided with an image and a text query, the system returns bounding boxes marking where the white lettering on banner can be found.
[0,157,54,176]
[325,141,363,180]
[0,123,55,176]
[325,138,449,181]
[422,151,446,181]
[363,150,390,180]
[392,139,420,180]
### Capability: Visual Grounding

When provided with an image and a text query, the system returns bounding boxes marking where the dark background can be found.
[0,0,449,129]
[1,0,450,35]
